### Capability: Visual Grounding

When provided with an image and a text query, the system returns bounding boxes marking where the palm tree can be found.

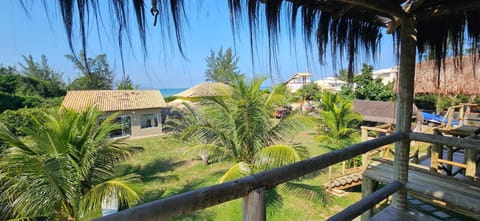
[316,92,361,149]
[180,76,328,208]
[0,106,141,220]
[317,92,361,171]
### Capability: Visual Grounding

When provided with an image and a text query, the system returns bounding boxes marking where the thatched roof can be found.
[174,82,232,98]
[50,1,480,79]
[353,99,419,124]
[414,56,480,95]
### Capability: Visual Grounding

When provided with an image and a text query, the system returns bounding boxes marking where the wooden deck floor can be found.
[370,206,441,221]
[364,160,480,219]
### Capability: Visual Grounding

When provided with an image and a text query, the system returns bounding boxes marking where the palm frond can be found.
[254,144,307,171]
[184,143,232,164]
[79,174,142,219]
[265,188,283,217]
[278,182,331,206]
[218,162,252,183]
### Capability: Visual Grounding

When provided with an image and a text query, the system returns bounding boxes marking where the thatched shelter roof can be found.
[353,99,419,124]
[414,56,480,95]
[174,82,232,98]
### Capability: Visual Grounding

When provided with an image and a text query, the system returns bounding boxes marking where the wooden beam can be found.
[335,0,404,18]
[328,181,402,221]
[392,15,417,211]
[416,1,480,20]
[409,132,480,151]
[360,177,377,221]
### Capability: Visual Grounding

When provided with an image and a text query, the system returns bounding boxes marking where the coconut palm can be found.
[316,92,361,150]
[316,92,361,171]
[0,106,142,220]
[181,76,328,207]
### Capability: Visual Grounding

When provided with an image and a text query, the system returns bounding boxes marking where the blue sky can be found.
[0,1,397,89]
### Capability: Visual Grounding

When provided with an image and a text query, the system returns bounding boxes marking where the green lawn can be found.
[119,116,361,220]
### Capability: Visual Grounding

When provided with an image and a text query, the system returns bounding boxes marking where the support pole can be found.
[465,148,477,181]
[392,16,417,211]
[242,188,266,221]
[360,177,377,221]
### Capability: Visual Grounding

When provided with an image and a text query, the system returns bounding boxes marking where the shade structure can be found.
[174,82,232,98]
[414,55,480,95]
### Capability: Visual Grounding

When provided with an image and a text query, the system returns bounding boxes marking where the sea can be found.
[160,88,187,97]
[160,86,272,98]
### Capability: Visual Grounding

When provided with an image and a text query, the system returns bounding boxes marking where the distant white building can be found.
[285,72,312,92]
[372,66,398,85]
[315,77,349,92]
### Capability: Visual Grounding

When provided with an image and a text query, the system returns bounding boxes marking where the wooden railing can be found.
[95,132,406,221]
[409,132,480,180]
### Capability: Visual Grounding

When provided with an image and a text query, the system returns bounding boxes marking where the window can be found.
[99,116,132,138]
[141,113,158,129]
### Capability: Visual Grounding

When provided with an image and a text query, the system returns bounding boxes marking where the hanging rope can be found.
[151,0,159,26]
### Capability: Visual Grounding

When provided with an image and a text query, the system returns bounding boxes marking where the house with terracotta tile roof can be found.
[62,90,168,138]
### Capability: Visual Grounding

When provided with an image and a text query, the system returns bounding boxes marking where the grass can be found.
[119,115,361,220]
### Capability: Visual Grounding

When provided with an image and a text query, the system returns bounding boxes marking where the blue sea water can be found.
[160,88,187,97]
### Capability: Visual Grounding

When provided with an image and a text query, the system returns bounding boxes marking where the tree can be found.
[347,64,395,102]
[66,52,114,90]
[292,82,322,102]
[0,106,142,220]
[19,55,66,97]
[335,69,349,82]
[316,92,361,150]
[117,75,139,90]
[180,77,327,209]
[205,47,242,84]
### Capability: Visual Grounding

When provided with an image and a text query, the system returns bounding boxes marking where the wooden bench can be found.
[363,160,480,219]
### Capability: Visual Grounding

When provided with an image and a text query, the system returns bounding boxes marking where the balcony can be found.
[95,128,480,221]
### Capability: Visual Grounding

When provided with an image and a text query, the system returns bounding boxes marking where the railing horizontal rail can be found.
[409,132,480,150]
[96,132,406,221]
[327,181,402,221]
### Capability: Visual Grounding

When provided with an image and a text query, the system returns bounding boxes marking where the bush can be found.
[0,92,24,112]
[414,94,437,110]
[0,108,45,136]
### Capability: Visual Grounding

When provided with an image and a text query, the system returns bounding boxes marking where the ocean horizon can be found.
[160,88,187,97]
[159,85,272,98]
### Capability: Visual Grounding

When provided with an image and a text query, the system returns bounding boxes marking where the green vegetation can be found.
[65,51,114,90]
[317,92,361,150]
[205,47,243,84]
[0,107,142,220]
[117,75,139,90]
[166,76,329,214]
[0,56,66,113]
[124,118,361,220]
[340,64,395,102]
[291,82,323,102]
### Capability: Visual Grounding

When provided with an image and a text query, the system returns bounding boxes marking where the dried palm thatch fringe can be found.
[414,55,480,95]
[33,0,480,80]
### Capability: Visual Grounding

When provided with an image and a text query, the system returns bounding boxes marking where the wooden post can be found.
[430,142,441,173]
[361,126,368,142]
[392,16,416,211]
[242,188,266,221]
[446,146,453,176]
[328,166,333,190]
[360,177,377,221]
[465,148,477,181]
